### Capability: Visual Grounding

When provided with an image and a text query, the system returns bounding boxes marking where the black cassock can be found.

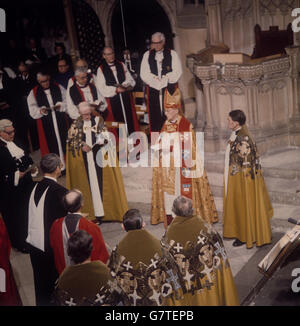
[0,139,34,251]
[26,177,68,306]
[30,83,68,159]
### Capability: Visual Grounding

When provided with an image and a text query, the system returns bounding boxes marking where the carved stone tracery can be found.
[221,0,253,21]
[188,48,300,153]
[259,0,297,16]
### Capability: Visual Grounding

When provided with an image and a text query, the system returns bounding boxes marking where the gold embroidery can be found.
[83,125,98,134]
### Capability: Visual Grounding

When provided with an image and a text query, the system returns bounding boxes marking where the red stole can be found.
[50,217,109,275]
[161,116,193,200]
[33,86,50,157]
[0,219,22,306]
[99,64,140,134]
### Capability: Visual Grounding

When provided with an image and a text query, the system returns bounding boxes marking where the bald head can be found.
[63,189,83,213]
[78,102,92,121]
[103,47,115,64]
[78,102,91,113]
[75,58,88,70]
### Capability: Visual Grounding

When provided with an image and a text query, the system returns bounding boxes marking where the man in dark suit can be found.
[26,153,68,306]
[0,61,16,122]
[0,119,36,252]
[26,37,48,65]
[15,60,39,152]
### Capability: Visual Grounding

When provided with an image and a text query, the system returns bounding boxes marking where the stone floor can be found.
[9,146,300,306]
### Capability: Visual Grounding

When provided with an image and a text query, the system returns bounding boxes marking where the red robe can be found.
[0,218,22,306]
[50,217,109,275]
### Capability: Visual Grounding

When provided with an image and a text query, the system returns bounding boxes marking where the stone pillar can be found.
[63,0,80,63]
[285,46,300,146]
[194,78,206,130]
[201,79,221,152]
[285,46,300,117]
[201,80,214,129]
[206,0,223,45]
[241,75,260,129]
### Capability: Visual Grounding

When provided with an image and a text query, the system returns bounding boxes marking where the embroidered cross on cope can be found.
[203,279,214,291]
[107,280,122,294]
[197,235,206,246]
[214,242,227,261]
[123,261,133,271]
[149,258,159,269]
[95,293,106,304]
[65,297,76,306]
[166,270,181,291]
[173,242,183,253]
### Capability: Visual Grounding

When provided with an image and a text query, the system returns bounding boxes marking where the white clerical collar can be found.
[0,137,25,159]
[168,119,177,124]
[44,176,57,182]
[76,81,88,89]
[68,212,82,216]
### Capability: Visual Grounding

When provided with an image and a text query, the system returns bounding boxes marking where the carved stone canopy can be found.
[187,44,291,86]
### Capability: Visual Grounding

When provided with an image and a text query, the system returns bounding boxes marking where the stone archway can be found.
[70,0,105,72]
[97,0,179,54]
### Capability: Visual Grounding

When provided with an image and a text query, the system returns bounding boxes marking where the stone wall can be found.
[188,48,300,154]
[207,0,300,55]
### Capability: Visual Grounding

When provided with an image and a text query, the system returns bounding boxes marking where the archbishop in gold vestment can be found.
[66,116,128,222]
[223,125,273,248]
[151,114,218,226]
[164,214,239,306]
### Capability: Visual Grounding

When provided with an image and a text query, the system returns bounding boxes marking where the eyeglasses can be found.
[151,40,163,44]
[4,130,15,135]
[77,65,88,69]
[39,79,50,84]
[104,52,114,56]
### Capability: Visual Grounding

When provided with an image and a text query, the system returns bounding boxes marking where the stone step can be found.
[121,166,152,204]
[204,158,300,180]
[207,147,300,179]
[122,164,300,207]
[207,171,300,206]
[127,197,299,224]
[213,197,300,220]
